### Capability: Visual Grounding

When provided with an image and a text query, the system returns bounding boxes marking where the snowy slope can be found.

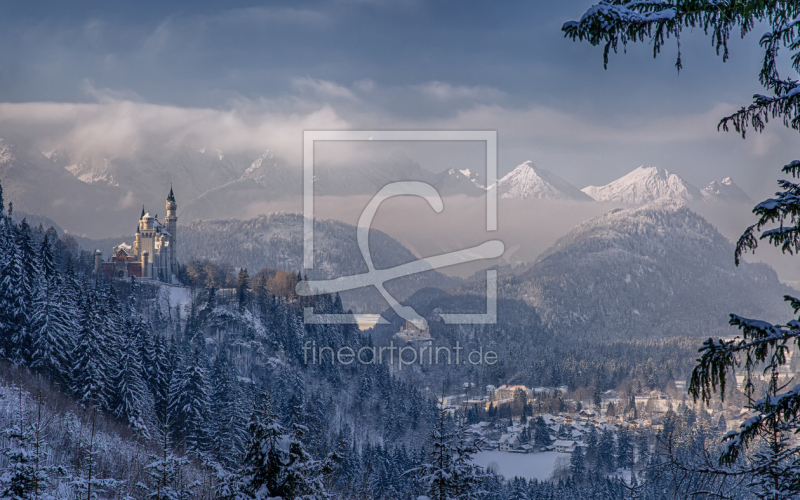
[582,166,702,204]
[450,199,790,340]
[496,161,592,200]
[701,177,752,203]
[53,145,251,204]
[168,213,462,312]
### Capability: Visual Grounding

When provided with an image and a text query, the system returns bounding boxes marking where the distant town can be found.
[437,378,767,457]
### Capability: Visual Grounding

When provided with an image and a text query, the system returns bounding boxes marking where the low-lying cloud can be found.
[0,77,793,198]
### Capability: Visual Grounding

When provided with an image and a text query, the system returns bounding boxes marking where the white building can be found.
[96,187,179,282]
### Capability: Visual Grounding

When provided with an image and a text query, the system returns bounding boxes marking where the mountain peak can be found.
[702,176,751,203]
[506,200,787,339]
[496,161,592,201]
[581,165,702,204]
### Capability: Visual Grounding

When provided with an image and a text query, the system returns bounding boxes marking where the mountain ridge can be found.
[452,199,790,339]
[496,161,593,201]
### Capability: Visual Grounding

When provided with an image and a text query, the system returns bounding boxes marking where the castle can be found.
[393,319,432,344]
[95,187,178,282]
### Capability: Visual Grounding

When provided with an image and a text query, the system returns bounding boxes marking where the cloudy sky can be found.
[1,0,797,198]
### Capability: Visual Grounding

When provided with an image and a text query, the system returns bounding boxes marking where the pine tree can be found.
[565,3,800,495]
[281,398,337,500]
[616,426,633,471]
[238,392,288,498]
[232,392,339,500]
[0,389,61,500]
[147,333,172,420]
[114,317,152,436]
[585,426,599,471]
[30,236,73,384]
[69,408,121,500]
[0,233,24,360]
[72,284,112,410]
[635,431,649,469]
[448,408,487,500]
[410,401,487,500]
[236,269,249,311]
[570,446,586,478]
[209,351,246,465]
[532,416,551,449]
[10,220,38,365]
[169,348,210,454]
[144,390,195,500]
[598,429,615,473]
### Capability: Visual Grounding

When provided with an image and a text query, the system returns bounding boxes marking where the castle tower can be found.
[93,250,103,275]
[134,208,142,257]
[165,185,178,280]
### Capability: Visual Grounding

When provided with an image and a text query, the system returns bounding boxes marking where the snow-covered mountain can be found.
[581,166,702,204]
[182,151,483,219]
[0,138,133,234]
[433,167,485,197]
[701,177,752,203]
[499,199,790,339]
[496,161,592,200]
[51,145,252,204]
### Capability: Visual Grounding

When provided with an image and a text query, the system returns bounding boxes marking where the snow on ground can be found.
[471,451,560,481]
[160,284,193,308]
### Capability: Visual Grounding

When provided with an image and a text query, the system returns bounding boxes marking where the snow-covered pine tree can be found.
[570,446,586,478]
[147,332,173,421]
[615,426,633,471]
[236,269,249,311]
[585,425,599,471]
[114,315,152,437]
[144,389,196,500]
[410,400,487,500]
[30,236,74,384]
[448,406,488,500]
[96,281,123,385]
[68,408,121,500]
[0,389,63,500]
[532,416,551,449]
[281,398,337,500]
[209,351,246,465]
[564,3,800,496]
[169,347,210,455]
[0,230,24,360]
[238,391,287,499]
[598,428,616,473]
[10,220,38,366]
[635,431,649,470]
[565,1,800,495]
[71,283,112,410]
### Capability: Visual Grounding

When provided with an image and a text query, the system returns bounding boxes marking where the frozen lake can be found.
[471,451,561,481]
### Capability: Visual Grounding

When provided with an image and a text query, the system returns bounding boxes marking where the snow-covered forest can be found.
[0,173,768,500]
[0,185,446,499]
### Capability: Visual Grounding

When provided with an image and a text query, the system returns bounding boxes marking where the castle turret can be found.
[134,223,141,257]
[165,185,177,280]
[94,250,103,275]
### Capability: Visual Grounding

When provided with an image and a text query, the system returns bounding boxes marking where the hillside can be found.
[86,212,461,312]
[457,200,791,339]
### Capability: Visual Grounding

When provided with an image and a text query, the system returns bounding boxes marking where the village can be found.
[437,380,763,457]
